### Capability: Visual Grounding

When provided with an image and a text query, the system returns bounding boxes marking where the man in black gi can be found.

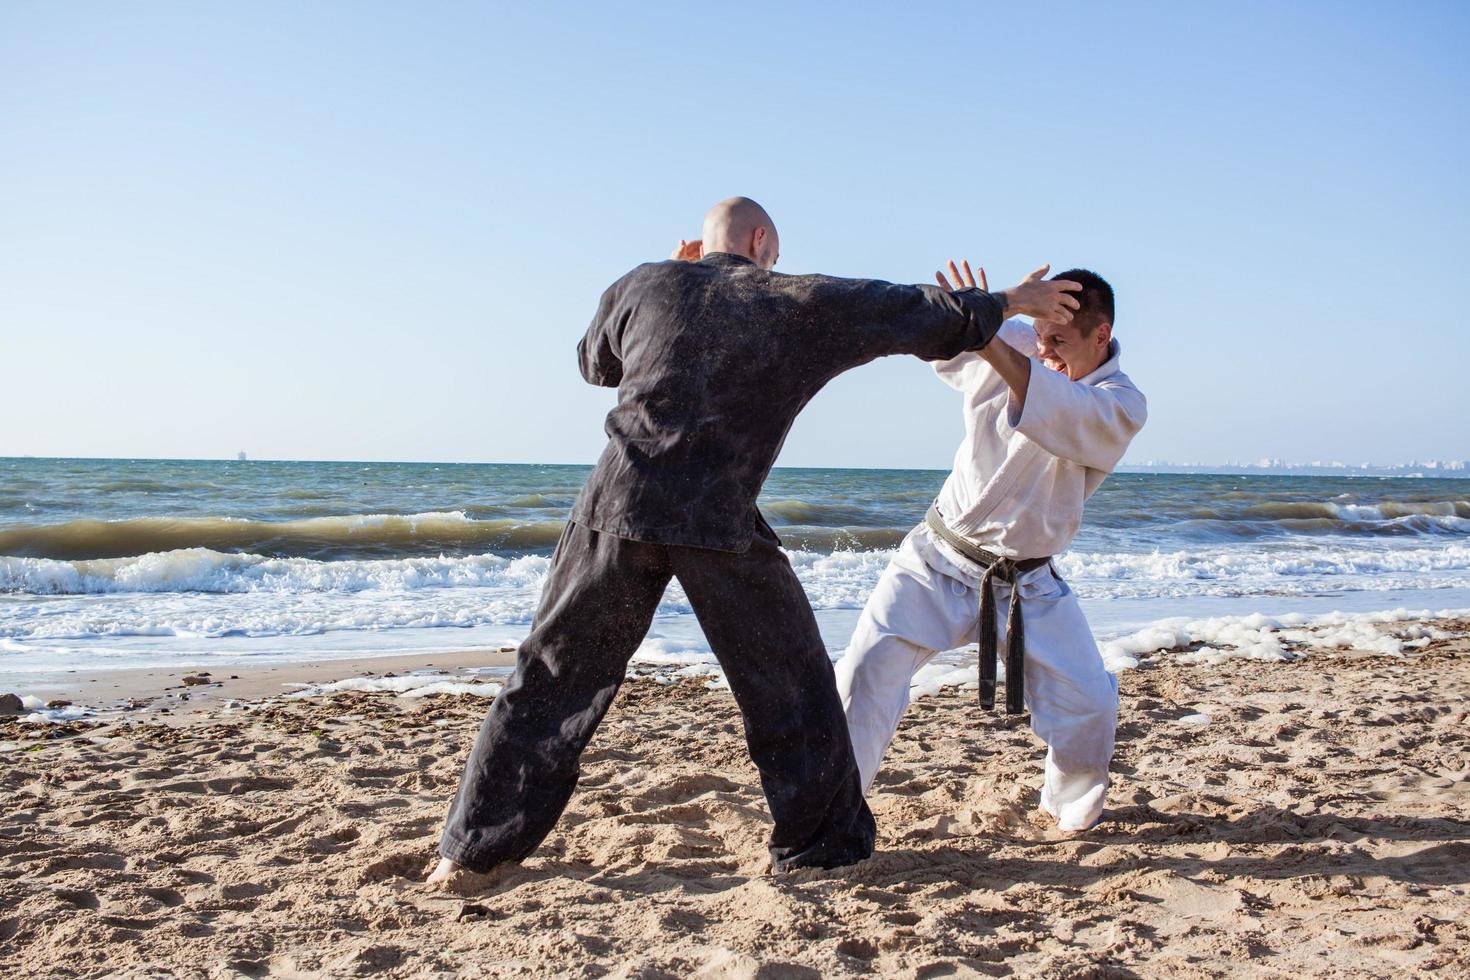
[429,197,1081,881]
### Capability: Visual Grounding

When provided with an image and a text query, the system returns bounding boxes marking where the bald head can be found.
[701,197,779,270]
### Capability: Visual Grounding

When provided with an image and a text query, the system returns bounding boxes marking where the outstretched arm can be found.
[834,262,1082,373]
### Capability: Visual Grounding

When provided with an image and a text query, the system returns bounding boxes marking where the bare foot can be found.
[426,856,461,885]
[425,857,513,895]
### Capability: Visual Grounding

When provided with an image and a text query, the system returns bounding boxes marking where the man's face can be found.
[1033,317,1110,381]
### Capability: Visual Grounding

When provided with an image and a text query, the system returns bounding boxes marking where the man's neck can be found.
[1067,342,1115,380]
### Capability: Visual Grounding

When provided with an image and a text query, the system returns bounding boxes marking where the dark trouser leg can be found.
[439,521,672,872]
[671,527,876,871]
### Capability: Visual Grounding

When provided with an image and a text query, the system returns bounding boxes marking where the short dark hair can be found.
[1050,268,1114,333]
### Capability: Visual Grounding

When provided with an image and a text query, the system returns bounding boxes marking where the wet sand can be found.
[2,621,1468,977]
[6,647,520,720]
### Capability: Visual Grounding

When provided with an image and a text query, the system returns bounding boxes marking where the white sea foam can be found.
[6,538,1468,608]
[1055,541,1470,598]
[284,673,503,700]
[1327,500,1468,522]
[910,662,981,699]
[16,694,90,724]
[7,605,1463,716]
[1100,606,1466,666]
[0,548,553,596]
[3,539,1469,651]
[627,605,1462,698]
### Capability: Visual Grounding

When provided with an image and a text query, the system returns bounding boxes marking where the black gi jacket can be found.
[571,252,1008,552]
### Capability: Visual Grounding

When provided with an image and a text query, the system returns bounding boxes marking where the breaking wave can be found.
[4,537,1468,607]
[0,512,569,561]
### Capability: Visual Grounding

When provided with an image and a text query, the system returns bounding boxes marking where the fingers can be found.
[1023,263,1051,284]
[1040,296,1074,323]
[937,261,990,292]
[1048,280,1080,320]
[960,260,980,289]
[946,260,965,289]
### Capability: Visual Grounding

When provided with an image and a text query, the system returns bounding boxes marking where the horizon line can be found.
[2,454,1467,475]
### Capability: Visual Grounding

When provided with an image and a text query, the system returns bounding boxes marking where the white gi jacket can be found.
[930,318,1147,564]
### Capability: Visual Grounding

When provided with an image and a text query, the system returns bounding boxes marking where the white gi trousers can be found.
[835,526,1119,831]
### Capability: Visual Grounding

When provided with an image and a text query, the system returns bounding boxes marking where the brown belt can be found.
[924,503,1051,715]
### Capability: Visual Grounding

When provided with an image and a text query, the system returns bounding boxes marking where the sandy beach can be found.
[3,618,1468,978]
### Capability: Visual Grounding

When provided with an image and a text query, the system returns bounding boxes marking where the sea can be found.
[2,457,1468,686]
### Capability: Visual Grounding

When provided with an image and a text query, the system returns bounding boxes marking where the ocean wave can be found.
[776,526,908,552]
[5,537,1470,602]
[1245,499,1470,521]
[0,548,552,595]
[1173,498,1470,539]
[1058,541,1470,585]
[0,512,569,561]
[759,499,885,526]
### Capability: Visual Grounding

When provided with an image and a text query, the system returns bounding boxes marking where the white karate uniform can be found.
[836,319,1147,831]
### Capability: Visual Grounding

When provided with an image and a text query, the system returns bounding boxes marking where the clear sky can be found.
[3,1,1466,469]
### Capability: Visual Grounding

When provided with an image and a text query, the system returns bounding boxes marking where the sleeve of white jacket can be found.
[1009,364,1148,471]
[933,318,1036,392]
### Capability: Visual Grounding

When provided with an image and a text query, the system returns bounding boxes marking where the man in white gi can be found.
[834,260,1146,832]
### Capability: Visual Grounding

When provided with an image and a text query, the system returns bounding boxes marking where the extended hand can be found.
[935,259,988,292]
[998,264,1081,322]
[670,239,704,261]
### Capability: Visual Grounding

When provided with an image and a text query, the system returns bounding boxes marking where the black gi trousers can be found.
[439,520,876,873]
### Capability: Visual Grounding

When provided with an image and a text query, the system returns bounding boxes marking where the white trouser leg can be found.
[839,531,1120,829]
[835,532,979,793]
[991,573,1120,831]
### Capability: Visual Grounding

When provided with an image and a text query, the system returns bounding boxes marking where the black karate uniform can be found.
[440,252,1006,872]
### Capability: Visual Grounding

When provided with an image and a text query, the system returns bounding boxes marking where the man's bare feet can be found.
[426,856,461,885]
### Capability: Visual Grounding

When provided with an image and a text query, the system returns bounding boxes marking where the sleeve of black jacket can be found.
[831,280,1007,367]
[577,277,628,387]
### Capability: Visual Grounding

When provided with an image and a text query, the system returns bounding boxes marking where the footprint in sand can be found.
[358,849,433,884]
[52,888,100,909]
[630,772,744,809]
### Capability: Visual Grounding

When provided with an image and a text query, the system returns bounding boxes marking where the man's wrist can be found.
[996,289,1011,317]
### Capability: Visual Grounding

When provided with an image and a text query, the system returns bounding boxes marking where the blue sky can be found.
[3,1,1466,468]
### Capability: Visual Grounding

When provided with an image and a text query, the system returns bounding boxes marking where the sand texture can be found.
[3,623,1469,978]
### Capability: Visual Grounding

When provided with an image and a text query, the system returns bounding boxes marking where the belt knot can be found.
[924,503,1050,715]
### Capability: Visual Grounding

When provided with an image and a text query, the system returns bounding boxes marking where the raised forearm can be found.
[980,337,1032,414]
[841,282,1006,366]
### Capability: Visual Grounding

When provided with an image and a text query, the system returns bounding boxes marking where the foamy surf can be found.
[2,460,1467,680]
[283,673,504,700]
[623,606,1470,702]
[7,536,1470,600]
[3,540,1470,657]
